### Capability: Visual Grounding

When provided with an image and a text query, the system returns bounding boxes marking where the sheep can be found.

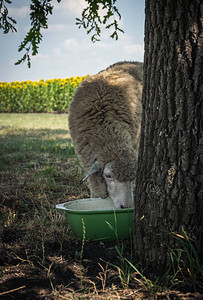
[68,61,143,209]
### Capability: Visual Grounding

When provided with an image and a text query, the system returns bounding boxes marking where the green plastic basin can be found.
[56,197,134,241]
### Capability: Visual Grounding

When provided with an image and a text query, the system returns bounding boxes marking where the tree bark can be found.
[134,0,203,271]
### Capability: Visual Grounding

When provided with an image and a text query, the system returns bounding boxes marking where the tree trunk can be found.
[134,0,203,271]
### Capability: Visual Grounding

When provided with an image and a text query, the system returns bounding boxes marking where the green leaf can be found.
[76,0,123,43]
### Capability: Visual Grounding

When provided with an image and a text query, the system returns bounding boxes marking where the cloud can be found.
[124,43,144,55]
[53,47,62,57]
[8,6,29,18]
[113,34,144,59]
[48,24,67,32]
[53,0,123,29]
[31,53,48,61]
[54,0,86,16]
[53,31,144,62]
[62,38,79,52]
[53,39,79,58]
[54,37,110,56]
[53,38,85,56]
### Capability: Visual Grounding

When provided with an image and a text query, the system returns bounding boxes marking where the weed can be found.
[168,230,203,289]
[125,259,157,292]
[103,244,131,289]
[0,285,26,297]
[4,208,16,227]
[105,210,119,241]
[0,114,88,265]
[104,212,134,289]
[0,114,201,298]
[96,262,109,292]
[80,218,86,288]
[88,279,98,296]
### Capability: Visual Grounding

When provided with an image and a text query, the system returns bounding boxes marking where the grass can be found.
[0,113,137,298]
[0,113,202,299]
[0,113,88,261]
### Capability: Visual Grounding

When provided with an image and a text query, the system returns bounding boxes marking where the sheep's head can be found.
[103,162,133,209]
[83,160,134,209]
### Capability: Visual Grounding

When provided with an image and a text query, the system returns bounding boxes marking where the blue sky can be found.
[0,0,145,82]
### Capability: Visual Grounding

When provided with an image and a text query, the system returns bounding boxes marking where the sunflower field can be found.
[0,76,89,113]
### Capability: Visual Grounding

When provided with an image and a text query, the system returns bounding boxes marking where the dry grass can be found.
[0,113,88,243]
[0,114,202,299]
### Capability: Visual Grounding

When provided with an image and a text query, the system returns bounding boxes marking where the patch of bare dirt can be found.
[0,229,202,299]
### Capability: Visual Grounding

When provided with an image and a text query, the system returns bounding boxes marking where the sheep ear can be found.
[83,160,102,181]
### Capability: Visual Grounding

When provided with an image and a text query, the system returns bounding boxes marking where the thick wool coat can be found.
[68,61,143,198]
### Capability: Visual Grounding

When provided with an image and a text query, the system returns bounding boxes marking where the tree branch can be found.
[0,0,17,33]
[0,0,123,68]
[76,0,124,42]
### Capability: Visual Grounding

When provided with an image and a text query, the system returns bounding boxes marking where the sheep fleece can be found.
[68,61,143,198]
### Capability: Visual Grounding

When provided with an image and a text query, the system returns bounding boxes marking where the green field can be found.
[0,114,201,299]
[0,114,134,298]
[0,112,88,205]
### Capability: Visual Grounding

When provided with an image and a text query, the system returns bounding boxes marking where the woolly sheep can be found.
[68,61,143,209]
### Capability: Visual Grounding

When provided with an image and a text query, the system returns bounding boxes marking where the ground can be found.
[1,232,202,299]
[0,114,202,299]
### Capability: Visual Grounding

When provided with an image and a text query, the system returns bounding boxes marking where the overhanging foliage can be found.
[0,0,123,68]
